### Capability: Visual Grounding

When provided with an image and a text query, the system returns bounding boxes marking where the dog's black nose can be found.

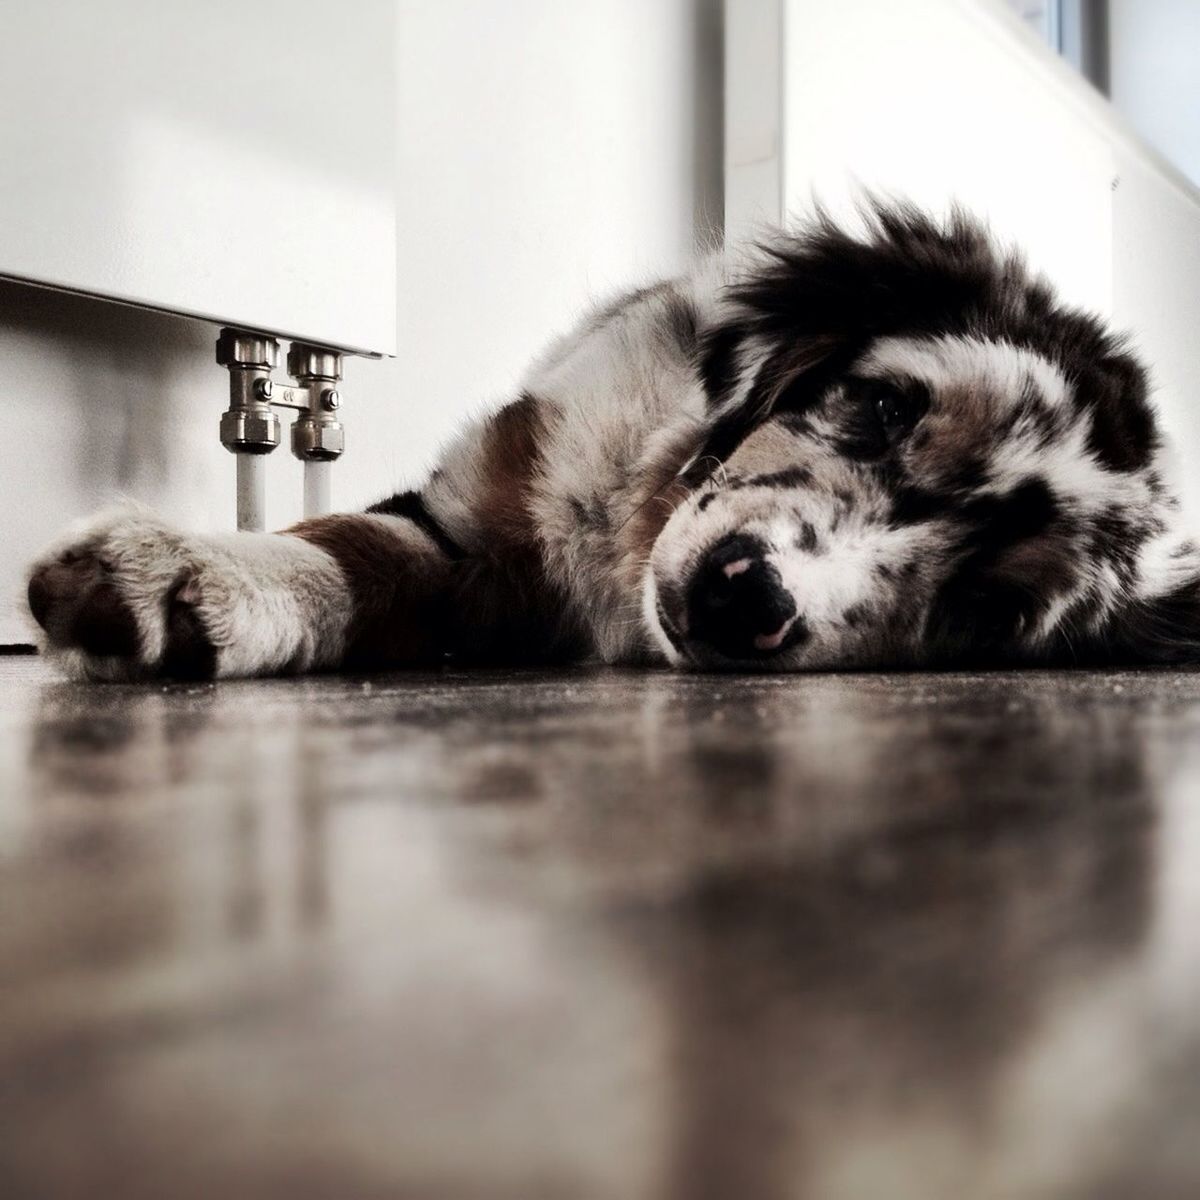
[686,534,802,659]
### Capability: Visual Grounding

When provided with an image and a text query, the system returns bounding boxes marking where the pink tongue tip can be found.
[753,617,794,652]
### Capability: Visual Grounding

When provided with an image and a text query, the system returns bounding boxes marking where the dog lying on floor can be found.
[25,203,1198,680]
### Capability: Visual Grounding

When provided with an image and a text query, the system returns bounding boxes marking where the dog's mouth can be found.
[655,597,686,653]
[655,594,810,669]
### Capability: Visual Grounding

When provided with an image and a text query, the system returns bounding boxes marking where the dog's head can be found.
[646,203,1200,670]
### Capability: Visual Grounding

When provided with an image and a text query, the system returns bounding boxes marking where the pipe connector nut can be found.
[221,408,281,454]
[292,418,344,461]
[216,330,280,370]
[287,343,342,382]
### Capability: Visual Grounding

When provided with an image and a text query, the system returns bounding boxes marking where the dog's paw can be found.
[26,505,217,681]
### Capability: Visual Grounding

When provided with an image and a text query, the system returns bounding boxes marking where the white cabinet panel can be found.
[0,0,395,355]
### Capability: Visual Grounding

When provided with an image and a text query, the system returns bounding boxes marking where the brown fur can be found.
[289,516,452,668]
[474,393,547,548]
[437,393,585,662]
[994,536,1079,607]
[917,383,997,486]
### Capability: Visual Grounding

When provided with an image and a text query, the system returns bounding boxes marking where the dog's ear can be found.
[923,483,1079,662]
[928,557,1200,668]
[1097,566,1200,665]
[1071,344,1158,474]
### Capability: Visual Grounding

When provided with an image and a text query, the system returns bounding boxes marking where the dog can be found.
[25,202,1199,680]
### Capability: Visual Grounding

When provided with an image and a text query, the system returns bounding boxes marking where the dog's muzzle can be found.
[684,534,806,662]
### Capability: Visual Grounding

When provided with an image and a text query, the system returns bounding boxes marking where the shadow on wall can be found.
[690,0,725,249]
[0,277,214,498]
[0,277,228,641]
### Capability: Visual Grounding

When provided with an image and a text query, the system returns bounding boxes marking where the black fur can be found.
[161,582,218,681]
[367,489,465,561]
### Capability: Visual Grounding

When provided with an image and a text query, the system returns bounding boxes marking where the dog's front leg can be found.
[25,503,458,681]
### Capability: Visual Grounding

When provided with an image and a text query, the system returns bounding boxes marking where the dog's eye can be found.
[834,377,929,461]
[871,382,924,442]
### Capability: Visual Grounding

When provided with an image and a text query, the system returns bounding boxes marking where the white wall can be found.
[1,0,722,643]
[1108,0,1200,188]
[374,0,722,499]
[1103,0,1200,500]
[728,0,1119,308]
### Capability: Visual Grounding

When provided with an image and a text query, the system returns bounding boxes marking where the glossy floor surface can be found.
[2,655,1200,1199]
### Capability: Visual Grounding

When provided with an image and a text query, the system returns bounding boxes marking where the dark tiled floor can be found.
[2,656,1200,1199]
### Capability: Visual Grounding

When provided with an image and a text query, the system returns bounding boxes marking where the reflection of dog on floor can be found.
[26,203,1195,679]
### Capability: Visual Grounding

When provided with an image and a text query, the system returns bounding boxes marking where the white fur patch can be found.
[197,530,351,677]
[862,335,1073,411]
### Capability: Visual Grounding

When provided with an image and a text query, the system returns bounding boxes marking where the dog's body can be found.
[26,205,1200,680]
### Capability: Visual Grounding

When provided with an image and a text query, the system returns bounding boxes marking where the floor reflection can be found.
[609,679,1177,1200]
[4,663,1200,1198]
